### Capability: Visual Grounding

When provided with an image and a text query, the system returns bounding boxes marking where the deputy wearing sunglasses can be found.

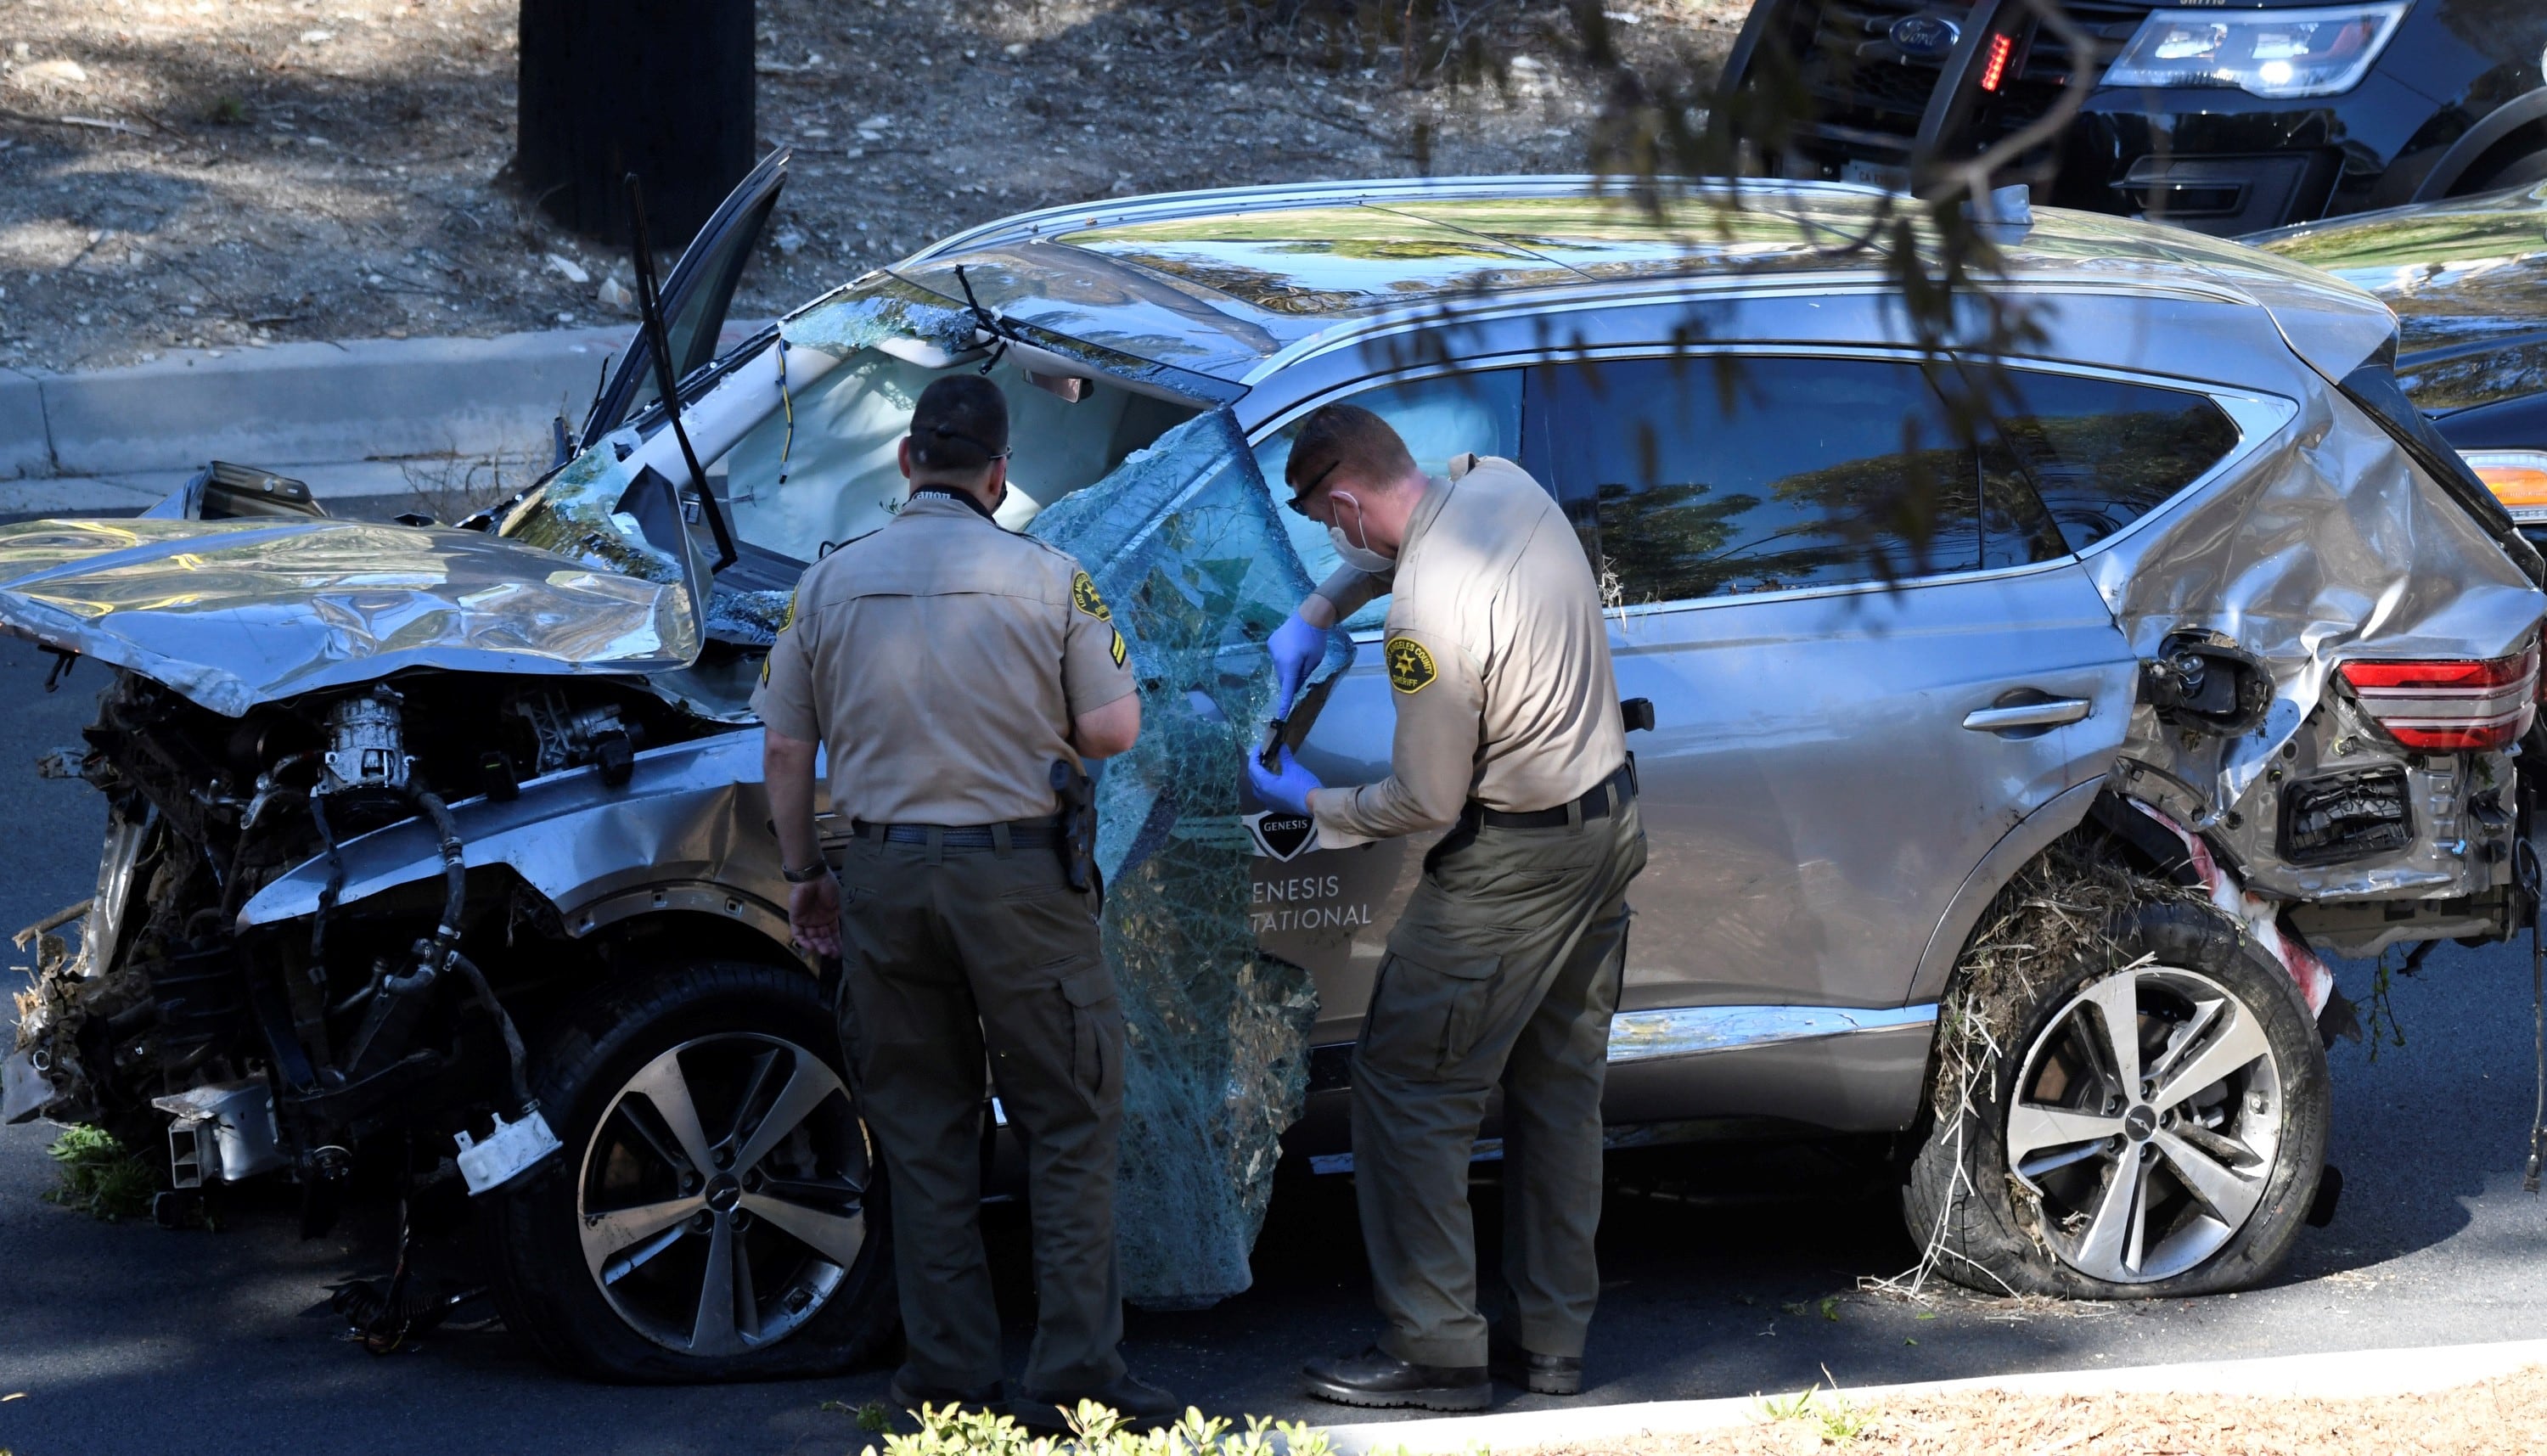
[1251,404,1646,1413]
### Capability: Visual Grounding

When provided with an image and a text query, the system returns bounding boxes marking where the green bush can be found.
[864,1401,1341,1456]
[44,1125,158,1222]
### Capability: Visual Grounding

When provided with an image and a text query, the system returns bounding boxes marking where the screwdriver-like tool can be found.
[1257,717,1288,771]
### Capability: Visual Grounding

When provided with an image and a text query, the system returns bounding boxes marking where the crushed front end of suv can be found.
[4,161,2541,1380]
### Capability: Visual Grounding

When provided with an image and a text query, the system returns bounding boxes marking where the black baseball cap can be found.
[909,374,1010,470]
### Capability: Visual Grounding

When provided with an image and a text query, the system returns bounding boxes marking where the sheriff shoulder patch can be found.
[1386,636,1437,694]
[1109,627,1127,667]
[1071,571,1111,621]
[777,588,798,634]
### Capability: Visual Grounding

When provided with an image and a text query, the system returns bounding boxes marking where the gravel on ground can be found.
[0,0,1748,374]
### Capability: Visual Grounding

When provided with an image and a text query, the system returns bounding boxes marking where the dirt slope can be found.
[0,0,1746,374]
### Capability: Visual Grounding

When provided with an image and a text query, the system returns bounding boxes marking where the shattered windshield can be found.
[1030,408,1350,1307]
[497,273,1198,669]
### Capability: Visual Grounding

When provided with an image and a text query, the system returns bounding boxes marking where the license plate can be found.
[1841,159,1910,194]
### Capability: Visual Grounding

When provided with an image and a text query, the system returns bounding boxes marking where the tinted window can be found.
[1990,371,2241,553]
[1254,370,1525,629]
[1540,355,2063,604]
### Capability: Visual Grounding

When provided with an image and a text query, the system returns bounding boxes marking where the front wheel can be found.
[486,960,898,1381]
[1905,898,2330,1298]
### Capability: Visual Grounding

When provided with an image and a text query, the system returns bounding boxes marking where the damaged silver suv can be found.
[5,158,2540,1381]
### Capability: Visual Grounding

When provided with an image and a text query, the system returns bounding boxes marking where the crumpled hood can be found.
[0,516,700,717]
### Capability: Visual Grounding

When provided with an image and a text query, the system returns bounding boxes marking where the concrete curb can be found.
[0,366,49,480]
[6,327,630,479]
[1315,1338,2547,1453]
[0,460,426,524]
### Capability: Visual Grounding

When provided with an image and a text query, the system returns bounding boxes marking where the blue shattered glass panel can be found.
[1029,408,1347,1307]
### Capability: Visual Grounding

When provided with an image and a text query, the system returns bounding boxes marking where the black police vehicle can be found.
[1720,0,2547,235]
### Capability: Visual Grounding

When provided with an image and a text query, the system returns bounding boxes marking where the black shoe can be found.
[1011,1372,1183,1434]
[886,1366,1004,1414]
[1488,1335,1583,1396]
[1302,1346,1492,1412]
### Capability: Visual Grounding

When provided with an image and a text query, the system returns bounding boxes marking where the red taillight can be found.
[1979,32,2015,91]
[2339,646,2539,751]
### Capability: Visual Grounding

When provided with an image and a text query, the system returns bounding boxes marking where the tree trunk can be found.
[515,0,756,247]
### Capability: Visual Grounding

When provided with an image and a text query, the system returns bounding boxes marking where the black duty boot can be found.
[886,1366,1004,1415]
[1488,1335,1583,1396]
[1011,1372,1184,1435]
[1302,1346,1492,1412]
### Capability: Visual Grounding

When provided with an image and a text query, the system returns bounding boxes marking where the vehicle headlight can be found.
[2102,3,2409,99]
[2462,449,2547,525]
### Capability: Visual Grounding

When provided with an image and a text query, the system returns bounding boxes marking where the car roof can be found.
[886,174,2391,385]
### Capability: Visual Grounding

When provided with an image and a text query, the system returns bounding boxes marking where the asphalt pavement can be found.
[2,632,2544,1455]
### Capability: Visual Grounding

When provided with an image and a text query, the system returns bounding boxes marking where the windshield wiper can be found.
[624,171,739,574]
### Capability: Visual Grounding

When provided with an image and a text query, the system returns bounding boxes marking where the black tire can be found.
[1903,899,2330,1299]
[486,960,898,1381]
[2462,147,2547,194]
[2445,144,2547,197]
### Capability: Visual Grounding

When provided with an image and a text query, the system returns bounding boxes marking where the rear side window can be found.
[1989,370,2241,553]
[1537,355,2065,604]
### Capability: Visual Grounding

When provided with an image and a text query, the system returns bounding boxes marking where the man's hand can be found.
[788,873,842,959]
[1248,745,1324,818]
[1269,604,1341,716]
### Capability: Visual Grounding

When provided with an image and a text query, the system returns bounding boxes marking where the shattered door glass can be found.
[1030,408,1348,1308]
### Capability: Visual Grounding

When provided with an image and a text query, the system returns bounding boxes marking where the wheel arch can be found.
[1904,776,2112,1007]
[574,897,810,977]
[2411,87,2547,202]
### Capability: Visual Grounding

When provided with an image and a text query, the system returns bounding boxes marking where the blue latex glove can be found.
[1249,745,1323,818]
[1268,610,1329,717]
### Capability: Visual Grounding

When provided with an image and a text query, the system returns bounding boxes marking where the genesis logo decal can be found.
[1245,811,1318,862]
[1888,14,1959,59]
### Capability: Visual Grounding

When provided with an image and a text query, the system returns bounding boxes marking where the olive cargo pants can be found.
[832,834,1128,1395]
[1352,799,1647,1369]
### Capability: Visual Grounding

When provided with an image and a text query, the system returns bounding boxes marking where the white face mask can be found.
[1324,491,1392,574]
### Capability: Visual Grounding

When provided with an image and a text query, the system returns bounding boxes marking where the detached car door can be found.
[1533,351,2144,1125]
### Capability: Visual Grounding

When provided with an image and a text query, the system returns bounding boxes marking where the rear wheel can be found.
[487,960,897,1381]
[1905,899,2329,1298]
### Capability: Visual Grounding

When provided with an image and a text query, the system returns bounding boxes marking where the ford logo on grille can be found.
[1889,14,1961,59]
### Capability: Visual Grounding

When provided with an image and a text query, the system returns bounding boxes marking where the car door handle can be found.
[1962,697,2093,732]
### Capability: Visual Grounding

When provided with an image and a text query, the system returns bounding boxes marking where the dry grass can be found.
[1526,1365,2547,1455]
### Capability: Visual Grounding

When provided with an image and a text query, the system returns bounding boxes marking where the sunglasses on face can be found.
[1284,458,1341,517]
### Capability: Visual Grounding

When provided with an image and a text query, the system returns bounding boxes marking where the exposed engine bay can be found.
[9,666,725,1225]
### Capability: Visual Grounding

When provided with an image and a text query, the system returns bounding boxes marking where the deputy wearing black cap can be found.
[756,375,1177,1431]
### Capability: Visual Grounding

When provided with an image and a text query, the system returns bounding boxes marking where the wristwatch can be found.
[781,860,832,884]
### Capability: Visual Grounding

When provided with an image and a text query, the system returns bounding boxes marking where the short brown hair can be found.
[1285,402,1415,496]
[909,374,1009,471]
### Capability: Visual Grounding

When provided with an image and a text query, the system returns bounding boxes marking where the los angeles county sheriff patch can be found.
[1071,571,1112,621]
[1386,636,1437,694]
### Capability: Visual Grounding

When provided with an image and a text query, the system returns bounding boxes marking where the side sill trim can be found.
[1605,1003,1939,1065]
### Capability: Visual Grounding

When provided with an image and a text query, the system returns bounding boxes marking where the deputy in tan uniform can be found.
[757,374,1178,1432]
[1249,403,1646,1412]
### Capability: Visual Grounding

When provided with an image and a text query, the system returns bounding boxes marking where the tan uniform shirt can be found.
[1307,455,1628,850]
[751,492,1136,825]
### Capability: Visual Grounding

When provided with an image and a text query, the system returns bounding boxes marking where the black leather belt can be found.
[852,817,1060,849]
[1470,762,1637,830]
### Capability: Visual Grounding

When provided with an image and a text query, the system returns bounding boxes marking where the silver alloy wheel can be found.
[576,1032,869,1355]
[2004,964,2284,1285]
